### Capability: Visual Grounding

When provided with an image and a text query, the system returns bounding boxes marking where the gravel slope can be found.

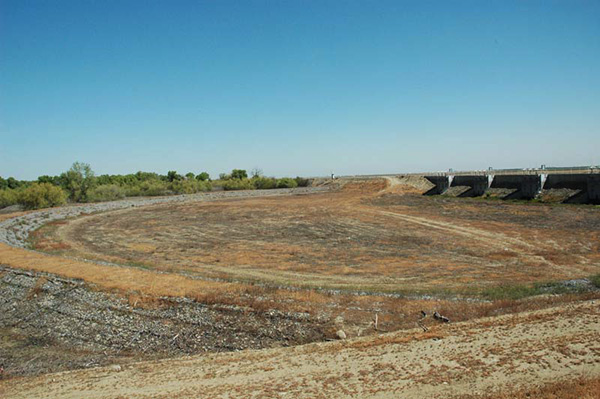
[3,300,599,399]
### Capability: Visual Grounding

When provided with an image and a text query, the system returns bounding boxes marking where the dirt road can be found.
[4,300,599,399]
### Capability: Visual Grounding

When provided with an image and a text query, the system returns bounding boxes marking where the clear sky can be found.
[1,0,599,180]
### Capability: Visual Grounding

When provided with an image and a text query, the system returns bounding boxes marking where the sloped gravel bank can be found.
[0,265,326,378]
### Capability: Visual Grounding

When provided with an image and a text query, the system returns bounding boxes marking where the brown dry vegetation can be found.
[6,238,595,340]
[456,375,600,399]
[2,179,596,341]
[3,178,600,398]
[33,179,600,295]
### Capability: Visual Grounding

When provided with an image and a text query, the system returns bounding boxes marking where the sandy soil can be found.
[4,300,599,399]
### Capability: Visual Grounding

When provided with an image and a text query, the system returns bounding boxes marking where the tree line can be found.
[0,163,309,210]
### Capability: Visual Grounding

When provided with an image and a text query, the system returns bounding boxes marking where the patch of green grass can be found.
[479,281,586,300]
[590,274,600,289]
[480,284,544,300]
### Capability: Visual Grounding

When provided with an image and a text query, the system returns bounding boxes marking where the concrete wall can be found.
[423,171,600,204]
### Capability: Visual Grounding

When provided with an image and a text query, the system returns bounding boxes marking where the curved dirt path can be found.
[4,300,599,399]
[0,187,328,249]
[368,177,574,277]
[377,177,532,250]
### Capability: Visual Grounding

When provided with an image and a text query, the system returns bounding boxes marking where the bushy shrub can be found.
[87,184,126,202]
[0,189,19,209]
[253,176,277,190]
[276,177,298,189]
[170,180,212,194]
[124,180,169,197]
[295,176,310,187]
[138,180,169,196]
[17,183,67,210]
[124,185,142,197]
[222,178,254,191]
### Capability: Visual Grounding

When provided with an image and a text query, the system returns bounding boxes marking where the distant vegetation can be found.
[0,163,309,210]
[217,170,308,191]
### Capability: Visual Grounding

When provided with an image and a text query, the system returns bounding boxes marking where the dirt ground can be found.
[36,178,600,293]
[1,178,599,397]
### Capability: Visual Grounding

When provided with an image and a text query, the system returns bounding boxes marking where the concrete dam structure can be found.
[423,168,600,204]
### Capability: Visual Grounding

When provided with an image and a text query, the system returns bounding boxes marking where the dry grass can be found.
[3,180,600,399]
[3,238,596,342]
[31,179,599,295]
[0,242,240,299]
[3,179,600,343]
[457,375,600,399]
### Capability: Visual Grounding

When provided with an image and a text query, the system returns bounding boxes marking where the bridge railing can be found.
[398,166,599,177]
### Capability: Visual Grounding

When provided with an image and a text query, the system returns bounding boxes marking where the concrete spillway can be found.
[544,174,600,204]
[452,175,494,197]
[491,174,547,200]
[423,171,600,204]
[424,176,453,195]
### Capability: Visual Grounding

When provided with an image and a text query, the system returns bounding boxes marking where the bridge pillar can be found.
[544,174,600,204]
[492,174,546,200]
[424,176,453,195]
[588,175,600,204]
[452,175,493,197]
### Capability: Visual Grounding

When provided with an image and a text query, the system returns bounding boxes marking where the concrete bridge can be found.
[423,167,600,204]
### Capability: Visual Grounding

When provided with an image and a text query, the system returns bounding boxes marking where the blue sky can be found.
[1,0,599,180]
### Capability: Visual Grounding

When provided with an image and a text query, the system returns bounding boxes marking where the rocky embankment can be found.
[0,187,329,378]
[0,265,326,377]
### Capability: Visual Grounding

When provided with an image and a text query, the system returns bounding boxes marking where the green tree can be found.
[37,175,58,185]
[60,162,96,202]
[135,171,159,181]
[0,176,7,190]
[6,177,20,189]
[185,172,195,180]
[196,172,210,181]
[167,170,182,182]
[231,169,248,180]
